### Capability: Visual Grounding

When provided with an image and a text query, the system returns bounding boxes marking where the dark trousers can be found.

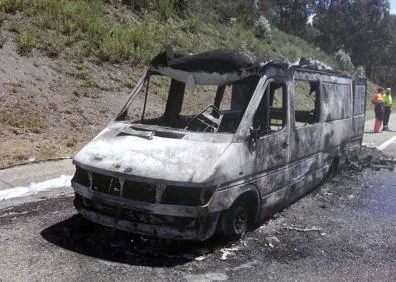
[375,103,384,121]
[383,106,391,127]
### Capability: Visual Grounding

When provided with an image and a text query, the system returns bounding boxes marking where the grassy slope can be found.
[0,0,336,64]
[0,0,376,167]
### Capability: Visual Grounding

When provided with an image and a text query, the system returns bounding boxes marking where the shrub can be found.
[98,23,152,63]
[254,15,271,40]
[6,110,45,133]
[157,0,174,22]
[0,8,6,25]
[121,0,150,11]
[17,31,35,54]
[0,0,25,14]
[187,17,200,33]
[335,49,355,72]
[355,66,366,79]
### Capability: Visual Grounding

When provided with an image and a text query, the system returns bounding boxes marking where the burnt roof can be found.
[150,47,254,74]
[149,47,350,84]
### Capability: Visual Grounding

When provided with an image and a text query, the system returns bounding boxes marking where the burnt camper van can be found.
[71,49,367,240]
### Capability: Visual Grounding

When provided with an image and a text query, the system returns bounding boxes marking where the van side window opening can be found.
[253,81,287,136]
[294,80,320,126]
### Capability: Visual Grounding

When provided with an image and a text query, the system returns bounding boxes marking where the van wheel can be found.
[222,199,248,239]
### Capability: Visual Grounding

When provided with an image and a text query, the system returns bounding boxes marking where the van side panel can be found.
[321,81,353,158]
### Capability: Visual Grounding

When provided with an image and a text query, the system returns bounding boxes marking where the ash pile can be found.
[346,146,396,171]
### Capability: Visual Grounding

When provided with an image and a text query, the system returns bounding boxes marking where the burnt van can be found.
[71,48,367,240]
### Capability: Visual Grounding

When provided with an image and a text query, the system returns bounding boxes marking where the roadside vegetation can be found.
[0,0,334,65]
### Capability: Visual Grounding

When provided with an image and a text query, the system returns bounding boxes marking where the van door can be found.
[288,75,323,193]
[250,79,290,196]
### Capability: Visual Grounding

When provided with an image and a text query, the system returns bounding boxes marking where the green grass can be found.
[74,64,98,87]
[0,7,6,25]
[17,30,35,53]
[0,0,337,67]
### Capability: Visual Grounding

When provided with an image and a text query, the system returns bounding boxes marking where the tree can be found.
[270,0,316,38]
[311,0,394,87]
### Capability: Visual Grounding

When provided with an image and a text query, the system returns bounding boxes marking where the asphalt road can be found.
[1,168,395,281]
[1,117,396,281]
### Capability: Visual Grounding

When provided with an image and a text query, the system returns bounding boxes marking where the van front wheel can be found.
[221,199,248,239]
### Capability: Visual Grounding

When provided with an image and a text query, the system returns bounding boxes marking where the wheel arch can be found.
[209,183,261,224]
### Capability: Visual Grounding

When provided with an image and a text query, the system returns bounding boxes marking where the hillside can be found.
[0,0,375,167]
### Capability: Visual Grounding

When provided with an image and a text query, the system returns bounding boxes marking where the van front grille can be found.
[72,167,156,203]
[92,173,121,196]
[72,167,211,206]
[123,180,156,203]
[79,196,195,228]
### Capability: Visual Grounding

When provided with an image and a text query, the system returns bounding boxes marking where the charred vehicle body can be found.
[72,48,367,240]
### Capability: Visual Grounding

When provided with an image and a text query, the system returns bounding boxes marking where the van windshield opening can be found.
[117,73,259,133]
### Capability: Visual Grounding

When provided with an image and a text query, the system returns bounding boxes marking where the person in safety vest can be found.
[371,88,385,133]
[383,88,393,131]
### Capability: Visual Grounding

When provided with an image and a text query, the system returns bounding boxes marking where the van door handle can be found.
[282,142,289,149]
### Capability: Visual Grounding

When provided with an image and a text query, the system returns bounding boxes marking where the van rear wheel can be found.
[222,199,248,239]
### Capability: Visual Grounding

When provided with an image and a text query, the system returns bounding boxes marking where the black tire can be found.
[221,199,248,239]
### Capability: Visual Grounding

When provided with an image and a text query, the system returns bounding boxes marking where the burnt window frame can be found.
[293,78,321,126]
[252,78,288,137]
[117,70,261,135]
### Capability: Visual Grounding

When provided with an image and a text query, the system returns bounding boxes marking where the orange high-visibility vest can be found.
[371,93,384,104]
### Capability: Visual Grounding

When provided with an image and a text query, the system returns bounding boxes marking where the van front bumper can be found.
[72,183,221,241]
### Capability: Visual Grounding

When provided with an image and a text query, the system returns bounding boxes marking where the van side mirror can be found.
[249,126,260,143]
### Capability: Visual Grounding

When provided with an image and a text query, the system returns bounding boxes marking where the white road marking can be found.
[184,272,228,282]
[0,175,72,201]
[378,135,396,151]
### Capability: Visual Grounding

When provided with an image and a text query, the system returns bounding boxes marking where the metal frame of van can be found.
[71,56,367,241]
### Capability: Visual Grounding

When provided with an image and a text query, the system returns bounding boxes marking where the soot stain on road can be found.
[0,195,72,225]
[40,214,236,267]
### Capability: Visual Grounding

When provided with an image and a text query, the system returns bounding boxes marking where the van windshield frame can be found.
[116,71,260,134]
